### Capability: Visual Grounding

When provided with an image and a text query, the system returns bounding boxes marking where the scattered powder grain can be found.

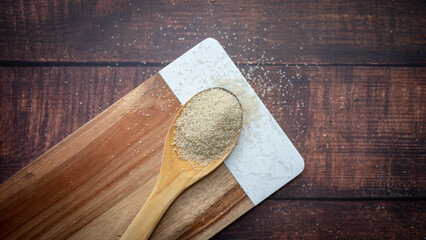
[173,88,243,166]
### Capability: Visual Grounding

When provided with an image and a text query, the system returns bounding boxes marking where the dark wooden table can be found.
[1,1,425,239]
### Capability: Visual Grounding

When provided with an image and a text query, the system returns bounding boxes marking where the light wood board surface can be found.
[1,0,425,238]
[0,73,254,240]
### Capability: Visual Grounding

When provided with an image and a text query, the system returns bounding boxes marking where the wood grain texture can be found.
[0,73,180,239]
[1,66,424,200]
[0,73,255,239]
[71,164,253,240]
[1,0,425,239]
[213,200,426,239]
[0,66,161,182]
[1,0,425,64]
[243,65,426,199]
[121,92,243,240]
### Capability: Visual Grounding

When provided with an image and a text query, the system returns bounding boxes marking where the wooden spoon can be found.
[121,88,243,240]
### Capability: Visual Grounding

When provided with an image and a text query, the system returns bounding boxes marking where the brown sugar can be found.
[173,88,243,166]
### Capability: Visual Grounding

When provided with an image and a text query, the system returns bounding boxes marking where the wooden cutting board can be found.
[0,38,304,239]
[0,73,254,240]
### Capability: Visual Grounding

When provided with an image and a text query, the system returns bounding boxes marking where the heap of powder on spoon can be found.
[173,88,243,167]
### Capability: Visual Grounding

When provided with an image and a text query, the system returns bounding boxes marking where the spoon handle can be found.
[121,176,184,240]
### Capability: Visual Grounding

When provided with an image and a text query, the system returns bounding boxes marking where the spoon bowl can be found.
[121,88,243,240]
